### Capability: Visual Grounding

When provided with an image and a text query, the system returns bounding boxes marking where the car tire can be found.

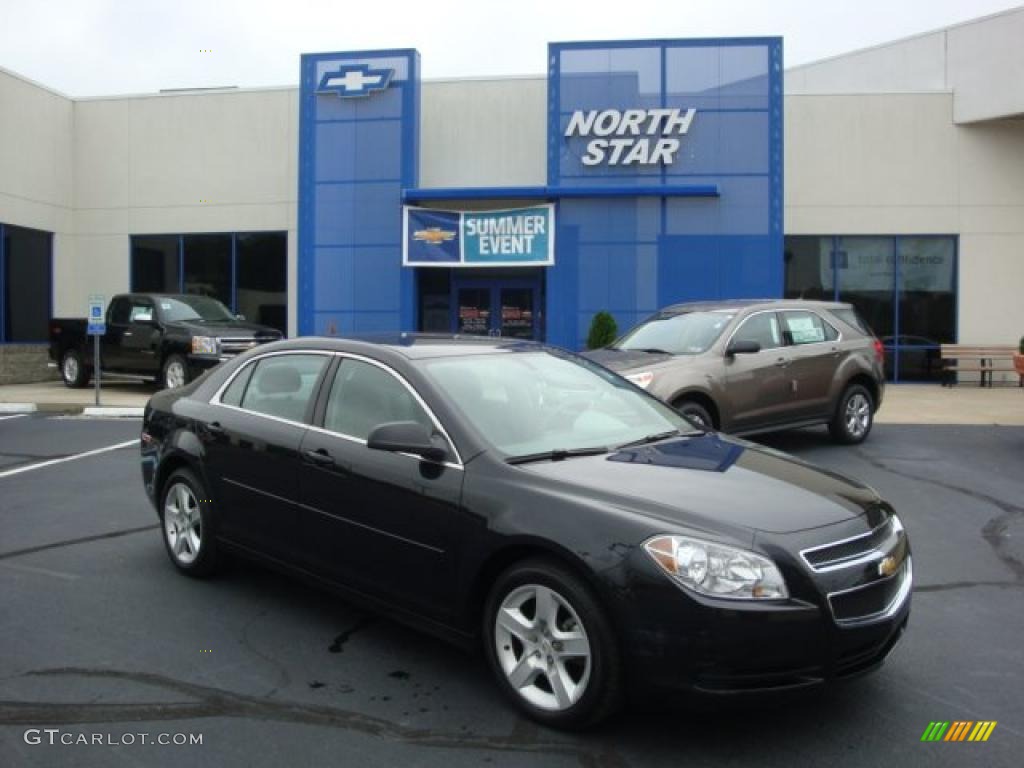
[60,349,90,388]
[674,399,713,430]
[829,383,874,445]
[161,354,190,390]
[483,558,622,730]
[160,468,219,577]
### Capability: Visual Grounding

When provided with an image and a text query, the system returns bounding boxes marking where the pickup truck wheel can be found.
[60,350,90,388]
[161,354,190,390]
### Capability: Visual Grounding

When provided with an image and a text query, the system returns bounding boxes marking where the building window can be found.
[0,223,53,343]
[131,232,287,334]
[784,235,957,382]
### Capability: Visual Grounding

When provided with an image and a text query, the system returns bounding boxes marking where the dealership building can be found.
[1,6,1022,383]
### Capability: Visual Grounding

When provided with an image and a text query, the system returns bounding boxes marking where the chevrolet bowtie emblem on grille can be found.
[317,64,394,98]
[413,227,457,245]
[878,554,901,577]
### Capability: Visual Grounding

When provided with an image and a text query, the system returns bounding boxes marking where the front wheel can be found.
[161,354,190,390]
[829,384,874,444]
[60,349,90,388]
[674,398,713,430]
[483,559,622,729]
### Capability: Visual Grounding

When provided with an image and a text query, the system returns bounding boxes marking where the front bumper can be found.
[615,542,911,697]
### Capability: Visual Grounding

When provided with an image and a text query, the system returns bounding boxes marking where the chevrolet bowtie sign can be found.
[317,64,394,98]
[565,107,697,166]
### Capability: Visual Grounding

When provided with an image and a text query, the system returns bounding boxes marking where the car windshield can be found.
[418,350,698,458]
[158,296,236,323]
[613,310,735,355]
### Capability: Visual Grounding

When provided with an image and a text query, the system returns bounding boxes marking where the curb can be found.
[80,406,145,418]
[0,403,38,414]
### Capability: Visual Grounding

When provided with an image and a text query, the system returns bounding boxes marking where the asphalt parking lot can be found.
[1,413,1022,767]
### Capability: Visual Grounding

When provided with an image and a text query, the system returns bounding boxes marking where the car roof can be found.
[259,333,552,361]
[658,298,850,314]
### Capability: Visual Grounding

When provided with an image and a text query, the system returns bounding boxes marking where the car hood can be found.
[166,320,282,338]
[582,348,673,372]
[516,432,881,534]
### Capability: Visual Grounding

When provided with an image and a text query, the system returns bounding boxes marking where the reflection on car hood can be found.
[517,432,881,534]
[582,348,673,371]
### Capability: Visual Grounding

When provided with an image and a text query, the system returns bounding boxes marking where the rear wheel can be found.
[60,349,90,388]
[674,398,713,430]
[161,354,190,390]
[160,468,219,577]
[829,384,874,444]
[483,559,622,729]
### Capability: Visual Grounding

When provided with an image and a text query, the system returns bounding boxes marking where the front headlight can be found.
[625,370,654,389]
[191,336,218,355]
[644,534,788,599]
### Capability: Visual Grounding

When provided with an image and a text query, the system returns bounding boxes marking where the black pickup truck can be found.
[49,293,283,389]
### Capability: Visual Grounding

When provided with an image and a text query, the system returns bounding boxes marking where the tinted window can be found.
[781,311,834,346]
[832,307,871,335]
[109,297,130,324]
[732,313,781,350]
[324,359,433,440]
[239,355,328,423]
[157,295,235,323]
[220,363,255,407]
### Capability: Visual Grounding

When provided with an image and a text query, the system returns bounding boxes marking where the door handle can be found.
[123,331,133,337]
[304,448,334,466]
[206,421,225,434]
[774,357,790,368]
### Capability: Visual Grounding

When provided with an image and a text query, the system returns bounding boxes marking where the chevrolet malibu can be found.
[141,335,911,729]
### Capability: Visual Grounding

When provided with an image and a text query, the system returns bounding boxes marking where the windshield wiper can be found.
[615,430,685,450]
[505,446,609,465]
[636,348,671,355]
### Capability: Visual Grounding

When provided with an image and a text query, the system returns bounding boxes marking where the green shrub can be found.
[586,311,618,350]
[1019,336,1024,354]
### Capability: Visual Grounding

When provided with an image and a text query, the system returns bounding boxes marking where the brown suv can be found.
[584,300,885,443]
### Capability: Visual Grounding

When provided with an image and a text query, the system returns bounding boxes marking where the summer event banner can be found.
[402,205,555,267]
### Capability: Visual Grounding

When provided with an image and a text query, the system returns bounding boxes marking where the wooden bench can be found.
[940,344,1022,387]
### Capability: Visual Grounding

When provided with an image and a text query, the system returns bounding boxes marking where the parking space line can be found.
[0,414,28,421]
[0,561,80,581]
[0,439,139,480]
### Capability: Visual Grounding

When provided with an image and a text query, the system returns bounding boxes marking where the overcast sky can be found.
[1,0,1021,97]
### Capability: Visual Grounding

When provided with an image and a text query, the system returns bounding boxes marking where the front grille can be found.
[828,557,912,625]
[219,337,276,356]
[801,517,896,572]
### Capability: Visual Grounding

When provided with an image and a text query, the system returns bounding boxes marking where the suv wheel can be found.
[829,384,874,444]
[483,559,622,729]
[61,349,90,388]
[674,399,713,430]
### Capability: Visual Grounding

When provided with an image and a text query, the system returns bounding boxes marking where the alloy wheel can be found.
[165,361,186,389]
[845,392,871,438]
[164,482,201,565]
[494,583,592,712]
[63,355,79,384]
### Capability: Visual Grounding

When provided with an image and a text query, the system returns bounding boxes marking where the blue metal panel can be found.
[298,49,419,337]
[0,222,5,342]
[547,38,783,350]
[402,185,718,202]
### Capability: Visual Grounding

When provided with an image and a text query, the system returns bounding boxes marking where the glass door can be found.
[451,277,541,340]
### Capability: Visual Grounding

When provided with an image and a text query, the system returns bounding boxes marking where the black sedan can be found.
[140,335,911,729]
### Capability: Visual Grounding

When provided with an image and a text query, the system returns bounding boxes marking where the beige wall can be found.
[784,92,1024,358]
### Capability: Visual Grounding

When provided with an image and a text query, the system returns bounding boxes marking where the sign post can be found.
[87,295,105,407]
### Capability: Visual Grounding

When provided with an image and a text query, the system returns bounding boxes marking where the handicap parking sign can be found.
[87,295,106,335]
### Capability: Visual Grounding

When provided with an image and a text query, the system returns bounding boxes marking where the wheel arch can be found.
[668,388,721,429]
[841,372,880,410]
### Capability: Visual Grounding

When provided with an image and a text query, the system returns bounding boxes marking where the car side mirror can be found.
[726,339,761,357]
[367,421,448,463]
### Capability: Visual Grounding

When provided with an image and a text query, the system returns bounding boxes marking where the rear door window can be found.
[238,354,329,423]
[781,311,836,345]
